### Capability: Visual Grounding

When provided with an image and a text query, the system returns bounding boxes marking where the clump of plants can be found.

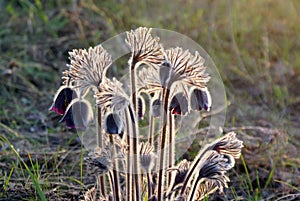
[50,27,243,201]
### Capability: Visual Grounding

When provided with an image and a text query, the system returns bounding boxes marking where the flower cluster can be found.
[50,27,243,201]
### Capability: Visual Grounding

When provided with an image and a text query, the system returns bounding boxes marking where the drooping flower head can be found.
[96,77,130,112]
[166,159,191,199]
[104,112,124,135]
[187,150,231,201]
[190,87,212,112]
[152,98,161,118]
[139,142,156,172]
[49,85,77,115]
[85,147,111,176]
[211,131,243,159]
[138,95,146,120]
[59,98,94,130]
[169,92,189,115]
[178,132,243,200]
[96,78,130,137]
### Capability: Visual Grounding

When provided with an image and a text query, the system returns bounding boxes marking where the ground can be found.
[0,0,299,200]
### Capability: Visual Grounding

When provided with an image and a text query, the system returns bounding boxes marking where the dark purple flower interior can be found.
[105,113,123,134]
[138,97,145,120]
[152,99,161,117]
[159,61,172,87]
[50,87,75,115]
[191,89,210,111]
[169,93,188,115]
[59,107,75,128]
[59,100,94,130]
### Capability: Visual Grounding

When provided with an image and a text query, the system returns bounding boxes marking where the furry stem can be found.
[130,63,141,200]
[148,103,155,145]
[109,136,121,201]
[180,148,207,195]
[167,113,175,186]
[97,108,106,197]
[125,108,133,201]
[157,87,170,201]
[147,172,153,199]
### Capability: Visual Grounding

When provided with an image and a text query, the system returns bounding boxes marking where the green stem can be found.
[157,87,170,201]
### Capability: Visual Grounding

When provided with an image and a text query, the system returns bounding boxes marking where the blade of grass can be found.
[0,122,20,137]
[0,136,47,201]
[68,177,84,186]
[255,169,261,193]
[3,166,14,191]
[230,186,239,200]
[253,169,262,200]
[263,165,275,189]
[240,154,253,191]
[274,179,300,192]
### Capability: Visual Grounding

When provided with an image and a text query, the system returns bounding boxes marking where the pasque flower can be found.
[159,48,210,89]
[50,27,243,201]
[169,92,189,115]
[59,98,94,130]
[139,142,156,172]
[104,112,124,135]
[187,150,230,201]
[96,77,130,112]
[126,27,164,69]
[49,85,76,115]
[64,45,112,95]
[85,148,111,176]
[190,87,212,112]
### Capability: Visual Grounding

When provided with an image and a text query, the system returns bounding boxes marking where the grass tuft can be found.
[0,136,47,201]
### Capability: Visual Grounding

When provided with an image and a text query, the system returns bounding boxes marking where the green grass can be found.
[3,166,14,192]
[0,136,47,201]
[0,0,299,200]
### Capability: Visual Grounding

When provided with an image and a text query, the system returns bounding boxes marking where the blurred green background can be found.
[0,0,299,200]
